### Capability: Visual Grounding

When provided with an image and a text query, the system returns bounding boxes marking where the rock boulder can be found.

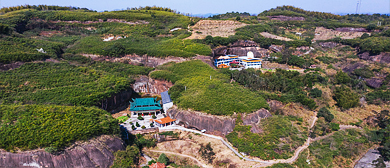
[0,135,125,168]
[167,107,236,136]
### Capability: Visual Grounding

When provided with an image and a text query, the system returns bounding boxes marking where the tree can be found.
[335,70,351,84]
[199,142,215,164]
[204,35,213,44]
[361,33,370,39]
[236,16,241,21]
[367,24,377,31]
[317,107,334,122]
[111,145,140,168]
[157,153,169,165]
[310,88,322,98]
[333,86,359,109]
[136,122,140,127]
[132,125,136,130]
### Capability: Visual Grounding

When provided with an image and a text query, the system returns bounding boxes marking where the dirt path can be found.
[156,113,363,167]
[260,32,293,41]
[148,150,211,168]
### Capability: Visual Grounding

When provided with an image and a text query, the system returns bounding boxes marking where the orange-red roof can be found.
[154,116,176,124]
[149,162,166,168]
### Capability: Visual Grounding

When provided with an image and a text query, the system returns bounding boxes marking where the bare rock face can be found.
[342,63,366,73]
[365,78,384,88]
[318,42,338,48]
[267,15,305,21]
[0,135,125,168]
[242,109,272,125]
[267,100,284,112]
[100,88,134,113]
[359,52,390,64]
[213,40,270,58]
[167,107,236,136]
[0,62,24,71]
[132,76,173,95]
[335,27,368,32]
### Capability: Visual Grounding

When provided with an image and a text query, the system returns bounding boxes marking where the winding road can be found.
[152,111,363,167]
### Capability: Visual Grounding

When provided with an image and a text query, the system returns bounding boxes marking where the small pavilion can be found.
[129,97,162,116]
[152,116,176,127]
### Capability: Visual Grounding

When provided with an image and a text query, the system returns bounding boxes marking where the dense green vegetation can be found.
[309,129,372,167]
[333,86,360,109]
[226,115,307,159]
[67,36,211,58]
[366,90,390,105]
[0,36,64,63]
[228,69,321,110]
[0,104,119,151]
[0,62,151,106]
[150,60,269,115]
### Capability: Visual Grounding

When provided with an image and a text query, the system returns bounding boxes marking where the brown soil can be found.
[145,130,258,168]
[260,32,293,41]
[314,27,370,41]
[186,20,247,39]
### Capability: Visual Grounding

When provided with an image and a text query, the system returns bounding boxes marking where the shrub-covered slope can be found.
[0,104,119,151]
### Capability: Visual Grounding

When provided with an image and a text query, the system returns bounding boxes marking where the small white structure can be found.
[36,48,46,53]
[161,91,173,112]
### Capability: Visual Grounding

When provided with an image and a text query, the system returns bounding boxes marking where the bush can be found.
[141,125,146,129]
[199,143,215,164]
[152,114,157,119]
[329,123,340,131]
[111,145,140,168]
[136,122,140,127]
[317,107,334,122]
[333,86,360,109]
[335,70,351,84]
[132,125,136,130]
[138,116,144,120]
[157,153,169,165]
[310,88,323,98]
[150,123,154,127]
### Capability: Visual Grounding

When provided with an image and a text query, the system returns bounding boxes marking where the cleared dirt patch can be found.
[260,32,293,41]
[314,27,370,41]
[145,131,259,168]
[186,20,247,39]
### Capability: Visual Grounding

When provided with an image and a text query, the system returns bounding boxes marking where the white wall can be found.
[163,102,173,112]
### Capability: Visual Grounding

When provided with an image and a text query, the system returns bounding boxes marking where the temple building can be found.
[152,116,176,127]
[129,97,162,116]
[161,91,173,112]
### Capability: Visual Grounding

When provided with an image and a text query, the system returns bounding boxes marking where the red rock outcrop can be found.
[0,135,125,168]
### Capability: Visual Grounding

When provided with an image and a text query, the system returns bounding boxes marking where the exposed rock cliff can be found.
[359,52,390,64]
[213,40,270,58]
[167,107,272,135]
[242,109,272,133]
[100,88,135,113]
[167,107,236,136]
[132,76,173,95]
[0,135,125,168]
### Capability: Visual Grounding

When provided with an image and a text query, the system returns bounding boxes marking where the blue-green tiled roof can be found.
[129,97,162,111]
